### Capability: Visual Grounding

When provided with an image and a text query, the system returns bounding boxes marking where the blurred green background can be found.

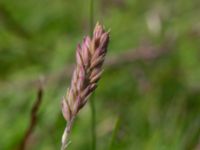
[0,0,200,150]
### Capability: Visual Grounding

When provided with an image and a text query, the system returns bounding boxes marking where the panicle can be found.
[62,23,110,121]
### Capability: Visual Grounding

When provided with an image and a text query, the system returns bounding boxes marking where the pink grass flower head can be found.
[62,23,109,122]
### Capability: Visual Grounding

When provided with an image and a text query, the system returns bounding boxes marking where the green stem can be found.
[89,0,96,150]
[90,94,96,150]
[109,117,121,150]
[90,0,94,37]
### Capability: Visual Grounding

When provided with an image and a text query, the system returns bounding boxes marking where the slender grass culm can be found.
[89,0,97,150]
[61,23,110,150]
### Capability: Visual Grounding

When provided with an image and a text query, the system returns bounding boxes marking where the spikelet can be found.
[62,23,109,121]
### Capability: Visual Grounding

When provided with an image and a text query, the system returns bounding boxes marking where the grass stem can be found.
[90,94,96,150]
[89,0,96,150]
[109,117,121,150]
[61,117,75,150]
[90,0,94,37]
